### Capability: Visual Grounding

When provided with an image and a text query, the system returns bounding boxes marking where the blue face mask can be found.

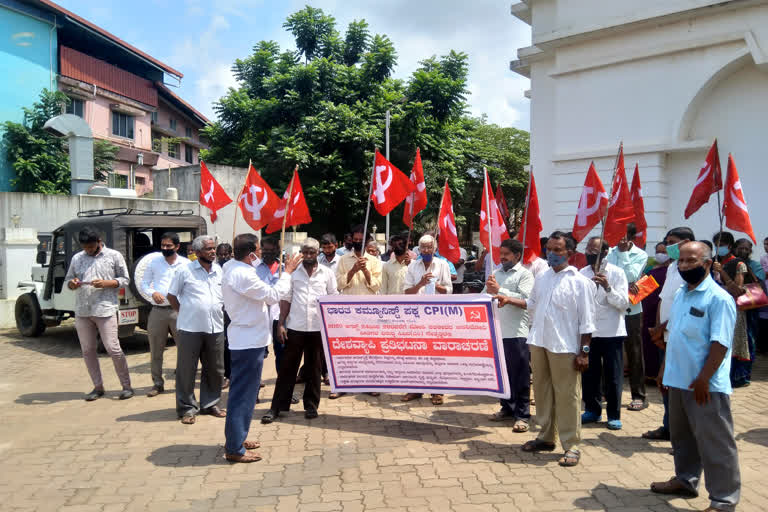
[421,253,433,263]
[666,242,681,260]
[546,252,568,268]
[716,246,730,258]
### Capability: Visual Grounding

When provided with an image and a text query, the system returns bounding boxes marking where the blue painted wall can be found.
[0,2,57,191]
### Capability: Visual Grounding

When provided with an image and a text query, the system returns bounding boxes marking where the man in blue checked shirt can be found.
[650,241,739,512]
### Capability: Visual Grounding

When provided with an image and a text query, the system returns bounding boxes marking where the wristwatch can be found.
[581,345,590,354]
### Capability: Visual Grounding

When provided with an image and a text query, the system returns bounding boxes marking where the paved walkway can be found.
[1,324,766,511]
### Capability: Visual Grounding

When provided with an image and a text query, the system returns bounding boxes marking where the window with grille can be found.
[112,112,134,139]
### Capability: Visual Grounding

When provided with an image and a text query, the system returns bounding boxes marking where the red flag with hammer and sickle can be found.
[436,180,461,263]
[403,148,428,228]
[237,164,280,231]
[722,154,756,243]
[572,162,608,242]
[265,169,312,233]
[199,161,232,223]
[371,150,415,216]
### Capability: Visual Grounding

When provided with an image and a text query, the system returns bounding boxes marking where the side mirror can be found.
[36,251,47,265]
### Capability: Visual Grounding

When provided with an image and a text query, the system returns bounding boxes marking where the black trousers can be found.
[582,336,625,420]
[500,337,530,419]
[270,329,323,412]
[223,311,231,379]
[625,313,646,401]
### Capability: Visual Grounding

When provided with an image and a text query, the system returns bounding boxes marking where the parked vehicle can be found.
[14,208,206,338]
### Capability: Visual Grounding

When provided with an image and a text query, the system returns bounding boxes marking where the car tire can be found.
[15,293,46,337]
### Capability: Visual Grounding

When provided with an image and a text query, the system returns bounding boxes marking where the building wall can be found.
[153,98,203,170]
[521,1,768,256]
[0,3,57,191]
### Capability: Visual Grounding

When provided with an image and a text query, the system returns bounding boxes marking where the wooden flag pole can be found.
[520,166,532,261]
[362,151,377,255]
[595,142,623,271]
[279,165,298,276]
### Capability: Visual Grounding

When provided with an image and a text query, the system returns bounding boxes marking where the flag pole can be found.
[362,151,377,256]
[436,178,448,236]
[279,165,298,277]
[483,167,495,267]
[520,166,532,262]
[232,159,252,244]
[385,110,391,246]
[596,142,623,271]
[714,141,725,261]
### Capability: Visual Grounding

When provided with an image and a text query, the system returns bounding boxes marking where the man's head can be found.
[160,232,180,258]
[191,235,216,264]
[343,232,354,251]
[734,238,753,260]
[540,237,548,257]
[301,238,320,267]
[618,223,637,251]
[546,231,570,271]
[390,235,407,257]
[216,242,232,264]
[677,241,713,286]
[499,239,523,269]
[366,240,379,257]
[350,225,365,253]
[78,226,103,257]
[400,230,413,248]
[261,237,279,265]
[664,226,696,260]
[233,234,260,265]
[320,233,337,259]
[712,231,735,259]
[585,236,609,267]
[564,232,577,256]
[418,234,436,262]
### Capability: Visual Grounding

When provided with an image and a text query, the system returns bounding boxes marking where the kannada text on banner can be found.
[317,295,510,398]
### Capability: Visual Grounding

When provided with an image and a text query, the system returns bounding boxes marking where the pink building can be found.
[56,38,208,196]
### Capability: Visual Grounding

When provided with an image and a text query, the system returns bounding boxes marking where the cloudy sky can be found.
[56,0,532,129]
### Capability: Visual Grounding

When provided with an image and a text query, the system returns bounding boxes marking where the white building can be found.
[511,0,768,253]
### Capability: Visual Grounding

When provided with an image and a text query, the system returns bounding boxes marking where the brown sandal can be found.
[650,478,698,497]
[521,439,556,452]
[180,415,196,425]
[558,449,580,467]
[401,393,423,402]
[243,440,261,450]
[430,394,444,405]
[513,420,530,433]
[225,451,262,463]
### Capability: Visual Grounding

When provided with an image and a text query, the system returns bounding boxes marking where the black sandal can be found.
[558,449,580,467]
[642,426,670,440]
[521,439,556,452]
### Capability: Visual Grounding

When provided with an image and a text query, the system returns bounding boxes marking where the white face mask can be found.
[655,252,670,264]
[249,253,261,268]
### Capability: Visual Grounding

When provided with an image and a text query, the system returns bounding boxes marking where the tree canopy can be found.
[202,6,529,240]
[2,89,118,194]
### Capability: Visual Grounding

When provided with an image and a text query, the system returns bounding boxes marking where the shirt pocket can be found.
[681,311,708,341]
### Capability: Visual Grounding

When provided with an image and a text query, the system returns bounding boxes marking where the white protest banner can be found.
[317,294,509,398]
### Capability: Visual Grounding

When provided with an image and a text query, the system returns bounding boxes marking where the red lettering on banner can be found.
[463,306,487,323]
[329,337,493,357]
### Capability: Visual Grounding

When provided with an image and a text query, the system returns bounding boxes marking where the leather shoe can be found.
[305,409,318,419]
[146,386,164,397]
[118,388,134,400]
[261,409,279,424]
[201,405,226,417]
[84,388,105,401]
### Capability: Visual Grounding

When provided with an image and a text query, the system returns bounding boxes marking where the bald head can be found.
[678,241,713,282]
[680,241,712,262]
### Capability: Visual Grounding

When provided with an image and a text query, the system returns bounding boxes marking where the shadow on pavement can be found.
[5,326,150,358]
[116,408,178,423]
[736,427,768,448]
[459,439,558,466]
[14,391,85,405]
[146,444,228,467]
[296,413,486,442]
[572,483,692,511]
[585,432,672,458]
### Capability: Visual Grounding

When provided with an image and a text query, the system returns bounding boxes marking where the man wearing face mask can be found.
[262,239,338,424]
[644,227,696,441]
[650,242,739,511]
[580,237,630,430]
[140,232,190,397]
[402,234,453,405]
[167,236,226,424]
[216,243,233,268]
[381,235,410,294]
[255,238,285,373]
[519,231,596,467]
[605,223,649,412]
[66,226,133,401]
[222,234,301,462]
[337,233,354,256]
[483,239,534,432]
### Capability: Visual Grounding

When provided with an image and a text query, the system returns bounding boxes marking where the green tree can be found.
[2,89,119,194]
[203,6,529,240]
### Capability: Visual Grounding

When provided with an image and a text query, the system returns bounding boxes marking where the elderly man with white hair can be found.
[262,238,338,424]
[167,235,226,425]
[402,234,452,405]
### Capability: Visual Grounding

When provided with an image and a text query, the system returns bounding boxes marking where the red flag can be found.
[371,150,415,216]
[480,169,509,265]
[572,162,608,242]
[237,164,281,231]
[722,154,756,243]
[403,148,428,228]
[198,161,232,223]
[684,139,722,219]
[436,181,460,263]
[603,146,636,246]
[629,164,647,248]
[495,184,510,228]
[265,169,312,233]
[517,172,542,264]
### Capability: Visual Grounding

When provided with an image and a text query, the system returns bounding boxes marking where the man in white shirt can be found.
[523,256,549,279]
[221,233,300,463]
[381,234,411,294]
[140,232,190,397]
[521,231,596,467]
[318,233,340,273]
[643,226,695,442]
[167,235,226,425]
[402,234,452,405]
[484,239,534,431]
[580,237,630,430]
[453,247,469,294]
[262,238,338,424]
